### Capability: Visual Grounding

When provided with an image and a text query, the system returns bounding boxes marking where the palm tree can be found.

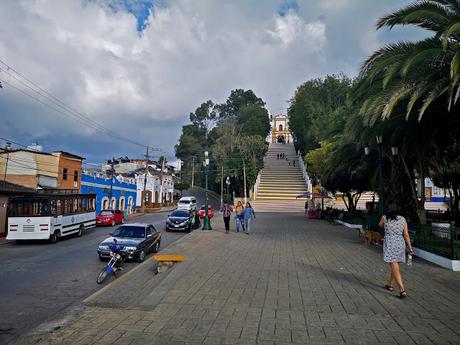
[353,0,460,124]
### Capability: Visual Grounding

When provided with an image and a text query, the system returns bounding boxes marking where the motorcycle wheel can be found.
[96,268,109,284]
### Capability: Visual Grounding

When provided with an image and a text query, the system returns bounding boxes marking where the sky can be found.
[0,0,428,164]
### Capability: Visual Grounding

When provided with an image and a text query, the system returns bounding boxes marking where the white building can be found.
[135,170,174,207]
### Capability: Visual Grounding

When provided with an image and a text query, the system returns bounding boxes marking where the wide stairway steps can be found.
[255,143,307,201]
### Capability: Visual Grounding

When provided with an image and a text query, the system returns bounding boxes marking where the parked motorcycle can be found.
[96,239,125,284]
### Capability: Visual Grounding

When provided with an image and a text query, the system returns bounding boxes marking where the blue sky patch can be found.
[278,1,299,16]
[90,0,159,32]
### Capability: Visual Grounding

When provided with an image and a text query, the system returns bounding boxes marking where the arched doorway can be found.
[119,197,125,211]
[127,196,133,213]
[277,135,285,143]
[102,197,109,210]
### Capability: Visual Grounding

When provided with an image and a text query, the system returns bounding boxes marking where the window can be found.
[279,124,283,131]
[74,170,78,182]
[63,168,68,180]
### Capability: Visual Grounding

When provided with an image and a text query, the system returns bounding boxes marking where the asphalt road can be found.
[0,211,188,345]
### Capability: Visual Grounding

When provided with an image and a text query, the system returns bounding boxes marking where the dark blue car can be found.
[97,223,161,262]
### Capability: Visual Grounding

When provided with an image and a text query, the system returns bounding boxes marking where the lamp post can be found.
[202,151,211,230]
[226,176,230,201]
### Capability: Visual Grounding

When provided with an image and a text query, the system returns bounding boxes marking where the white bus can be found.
[7,192,96,243]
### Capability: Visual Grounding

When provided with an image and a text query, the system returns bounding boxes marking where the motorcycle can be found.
[96,239,125,284]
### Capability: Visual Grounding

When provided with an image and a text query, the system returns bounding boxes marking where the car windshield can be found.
[99,211,113,216]
[112,226,145,238]
[179,200,190,204]
[200,206,211,210]
[171,210,189,217]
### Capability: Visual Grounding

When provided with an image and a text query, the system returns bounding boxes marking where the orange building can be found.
[0,149,84,191]
[53,151,85,190]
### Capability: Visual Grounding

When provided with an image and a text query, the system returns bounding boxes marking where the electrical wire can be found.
[0,58,161,152]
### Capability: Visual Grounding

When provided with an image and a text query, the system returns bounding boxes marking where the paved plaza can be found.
[18,213,460,345]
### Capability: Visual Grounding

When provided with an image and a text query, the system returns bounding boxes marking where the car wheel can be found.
[111,219,115,227]
[98,255,106,261]
[137,250,146,263]
[153,241,160,253]
[77,225,84,237]
[49,232,58,244]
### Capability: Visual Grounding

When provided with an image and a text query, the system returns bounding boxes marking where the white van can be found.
[177,196,197,212]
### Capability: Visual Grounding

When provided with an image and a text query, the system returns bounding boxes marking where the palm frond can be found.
[450,48,460,77]
[419,84,450,119]
[377,1,453,32]
[382,85,414,118]
[442,22,460,48]
[402,47,445,76]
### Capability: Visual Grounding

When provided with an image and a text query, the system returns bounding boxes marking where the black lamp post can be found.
[226,176,230,201]
[202,151,211,230]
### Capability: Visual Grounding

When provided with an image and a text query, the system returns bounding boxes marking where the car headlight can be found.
[180,221,188,226]
[124,246,137,251]
[99,245,110,250]
[166,220,172,224]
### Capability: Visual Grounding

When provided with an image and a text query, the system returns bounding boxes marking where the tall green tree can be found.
[288,75,352,154]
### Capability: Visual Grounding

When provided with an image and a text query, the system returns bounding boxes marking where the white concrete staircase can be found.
[255,143,307,201]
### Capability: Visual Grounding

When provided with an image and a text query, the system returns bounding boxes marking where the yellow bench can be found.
[153,254,187,262]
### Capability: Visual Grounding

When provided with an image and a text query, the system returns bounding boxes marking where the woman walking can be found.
[221,201,233,234]
[235,200,245,232]
[379,201,413,299]
[243,202,256,234]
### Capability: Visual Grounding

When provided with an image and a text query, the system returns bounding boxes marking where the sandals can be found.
[384,284,394,292]
[398,291,408,299]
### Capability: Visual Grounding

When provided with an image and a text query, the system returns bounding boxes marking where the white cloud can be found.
[0,0,422,161]
[268,12,326,49]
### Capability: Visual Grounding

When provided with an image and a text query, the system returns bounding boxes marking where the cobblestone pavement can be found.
[19,213,460,345]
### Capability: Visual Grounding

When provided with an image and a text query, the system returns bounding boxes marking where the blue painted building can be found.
[80,173,137,214]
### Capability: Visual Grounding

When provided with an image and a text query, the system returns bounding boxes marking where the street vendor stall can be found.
[296,192,333,219]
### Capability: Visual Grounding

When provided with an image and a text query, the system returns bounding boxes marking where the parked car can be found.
[97,223,161,262]
[166,209,198,232]
[177,196,197,212]
[198,205,214,219]
[96,209,124,226]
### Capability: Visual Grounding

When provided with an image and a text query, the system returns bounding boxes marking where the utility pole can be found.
[141,147,149,213]
[160,156,165,206]
[109,157,115,208]
[191,156,195,188]
[243,159,247,204]
[220,166,224,209]
[2,142,12,181]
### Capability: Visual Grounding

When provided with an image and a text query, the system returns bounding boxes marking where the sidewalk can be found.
[17,213,460,345]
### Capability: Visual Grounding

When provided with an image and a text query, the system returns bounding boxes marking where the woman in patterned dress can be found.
[378,201,413,299]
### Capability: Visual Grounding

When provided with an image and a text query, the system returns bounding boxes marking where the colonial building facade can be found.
[268,114,292,143]
[80,173,137,214]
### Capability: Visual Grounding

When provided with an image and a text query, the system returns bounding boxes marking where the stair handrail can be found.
[297,150,312,192]
[253,173,261,200]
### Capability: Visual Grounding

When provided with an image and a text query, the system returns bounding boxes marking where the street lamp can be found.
[226,176,230,201]
[202,151,212,230]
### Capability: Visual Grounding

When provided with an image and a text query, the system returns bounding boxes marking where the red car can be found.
[198,205,214,219]
[96,209,125,226]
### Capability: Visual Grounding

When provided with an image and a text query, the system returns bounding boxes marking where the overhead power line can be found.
[0,58,161,152]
